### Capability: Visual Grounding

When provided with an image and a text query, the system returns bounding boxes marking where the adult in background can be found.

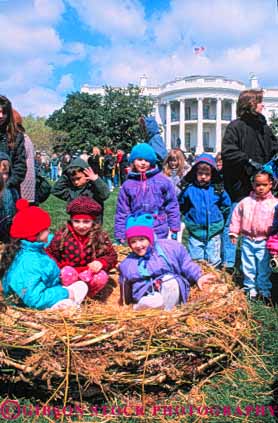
[221,89,278,270]
[0,95,26,196]
[88,147,102,177]
[13,110,36,204]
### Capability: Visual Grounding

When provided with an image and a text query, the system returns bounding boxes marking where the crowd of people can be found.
[1,88,278,311]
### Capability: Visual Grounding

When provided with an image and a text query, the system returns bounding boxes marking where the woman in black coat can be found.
[0,95,26,196]
[222,89,278,203]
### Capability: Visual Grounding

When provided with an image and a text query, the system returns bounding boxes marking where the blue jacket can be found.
[2,240,69,309]
[114,166,181,240]
[0,187,16,242]
[119,238,202,304]
[179,183,231,241]
[143,116,167,163]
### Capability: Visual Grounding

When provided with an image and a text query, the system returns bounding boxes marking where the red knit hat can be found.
[66,196,102,220]
[10,199,51,241]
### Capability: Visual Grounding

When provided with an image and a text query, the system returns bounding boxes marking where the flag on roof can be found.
[193,46,206,55]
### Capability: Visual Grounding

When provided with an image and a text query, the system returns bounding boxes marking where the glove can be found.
[171,232,178,241]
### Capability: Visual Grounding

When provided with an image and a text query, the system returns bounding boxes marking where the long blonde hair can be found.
[163,149,185,177]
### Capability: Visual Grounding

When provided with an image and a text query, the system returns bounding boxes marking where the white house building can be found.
[81,75,278,154]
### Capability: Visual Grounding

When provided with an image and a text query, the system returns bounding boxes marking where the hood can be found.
[185,153,220,183]
[64,157,89,173]
[0,152,11,163]
[143,116,160,139]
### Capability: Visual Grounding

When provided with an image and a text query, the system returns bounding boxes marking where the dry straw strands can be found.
[0,247,254,404]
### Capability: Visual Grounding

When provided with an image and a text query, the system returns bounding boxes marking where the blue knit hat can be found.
[125,213,155,245]
[129,143,157,166]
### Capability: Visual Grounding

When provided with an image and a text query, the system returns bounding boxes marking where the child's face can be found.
[216,158,223,171]
[168,157,178,169]
[253,174,272,197]
[133,159,151,173]
[70,171,87,187]
[36,228,50,243]
[196,164,212,185]
[129,236,150,256]
[71,218,93,236]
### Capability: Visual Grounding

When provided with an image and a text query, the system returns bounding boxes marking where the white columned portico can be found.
[216,97,222,152]
[179,99,185,150]
[166,101,171,150]
[232,100,237,120]
[196,97,203,154]
[155,101,165,141]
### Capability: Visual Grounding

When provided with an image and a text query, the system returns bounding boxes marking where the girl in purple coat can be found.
[114,143,180,243]
[119,214,214,310]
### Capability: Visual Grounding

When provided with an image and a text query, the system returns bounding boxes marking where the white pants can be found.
[50,281,88,310]
[133,275,180,311]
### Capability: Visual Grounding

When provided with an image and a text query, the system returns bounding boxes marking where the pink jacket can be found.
[229,191,278,241]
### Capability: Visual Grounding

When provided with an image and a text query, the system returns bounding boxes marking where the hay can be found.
[0,246,253,404]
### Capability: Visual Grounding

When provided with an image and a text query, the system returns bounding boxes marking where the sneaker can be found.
[133,293,164,310]
[248,288,258,301]
[68,281,88,305]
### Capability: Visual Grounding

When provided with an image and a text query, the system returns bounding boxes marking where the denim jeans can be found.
[221,202,237,267]
[51,165,58,181]
[103,176,113,191]
[241,237,272,298]
[188,234,221,267]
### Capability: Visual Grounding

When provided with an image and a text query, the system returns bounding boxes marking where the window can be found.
[185,106,191,120]
[185,132,191,151]
[203,104,210,119]
[203,131,210,150]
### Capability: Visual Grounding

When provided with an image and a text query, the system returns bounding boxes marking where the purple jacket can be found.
[119,238,202,304]
[114,167,180,240]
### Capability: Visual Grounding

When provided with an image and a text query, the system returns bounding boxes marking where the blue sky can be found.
[1,0,278,116]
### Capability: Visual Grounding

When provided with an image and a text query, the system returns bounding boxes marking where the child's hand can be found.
[84,167,98,182]
[230,235,238,245]
[88,260,103,273]
[197,273,215,290]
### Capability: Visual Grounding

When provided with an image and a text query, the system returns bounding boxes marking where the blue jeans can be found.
[103,176,113,191]
[241,237,272,298]
[188,234,221,267]
[221,202,237,267]
[51,165,58,181]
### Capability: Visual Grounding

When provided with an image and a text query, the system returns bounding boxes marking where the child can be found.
[0,173,15,242]
[46,196,117,298]
[138,116,168,166]
[119,214,214,310]
[179,154,231,267]
[0,199,88,310]
[114,143,180,243]
[51,157,109,220]
[230,171,278,300]
[163,148,191,197]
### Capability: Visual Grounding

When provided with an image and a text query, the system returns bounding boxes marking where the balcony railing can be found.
[222,113,232,121]
[203,113,216,120]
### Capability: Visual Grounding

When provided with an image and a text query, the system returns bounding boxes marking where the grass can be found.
[1,191,278,422]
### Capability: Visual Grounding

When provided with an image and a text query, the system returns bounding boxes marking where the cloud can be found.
[57,74,75,92]
[33,0,65,23]
[68,0,146,40]
[12,87,64,117]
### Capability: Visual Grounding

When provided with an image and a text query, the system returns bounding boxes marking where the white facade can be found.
[81,75,278,153]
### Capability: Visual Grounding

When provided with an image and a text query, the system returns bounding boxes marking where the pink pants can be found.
[61,266,109,298]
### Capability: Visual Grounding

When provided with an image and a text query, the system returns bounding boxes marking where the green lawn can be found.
[1,191,278,422]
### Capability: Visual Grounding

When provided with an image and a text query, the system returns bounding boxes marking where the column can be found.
[232,100,237,120]
[155,101,165,141]
[166,101,171,150]
[215,98,222,153]
[196,98,203,154]
[179,99,185,150]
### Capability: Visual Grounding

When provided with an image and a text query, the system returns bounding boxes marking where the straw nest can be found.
[0,246,252,402]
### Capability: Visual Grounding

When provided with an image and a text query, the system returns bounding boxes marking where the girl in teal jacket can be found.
[0,199,88,310]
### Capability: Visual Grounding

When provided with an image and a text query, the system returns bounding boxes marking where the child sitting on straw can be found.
[119,213,214,310]
[114,143,180,244]
[0,199,88,310]
[46,196,117,298]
